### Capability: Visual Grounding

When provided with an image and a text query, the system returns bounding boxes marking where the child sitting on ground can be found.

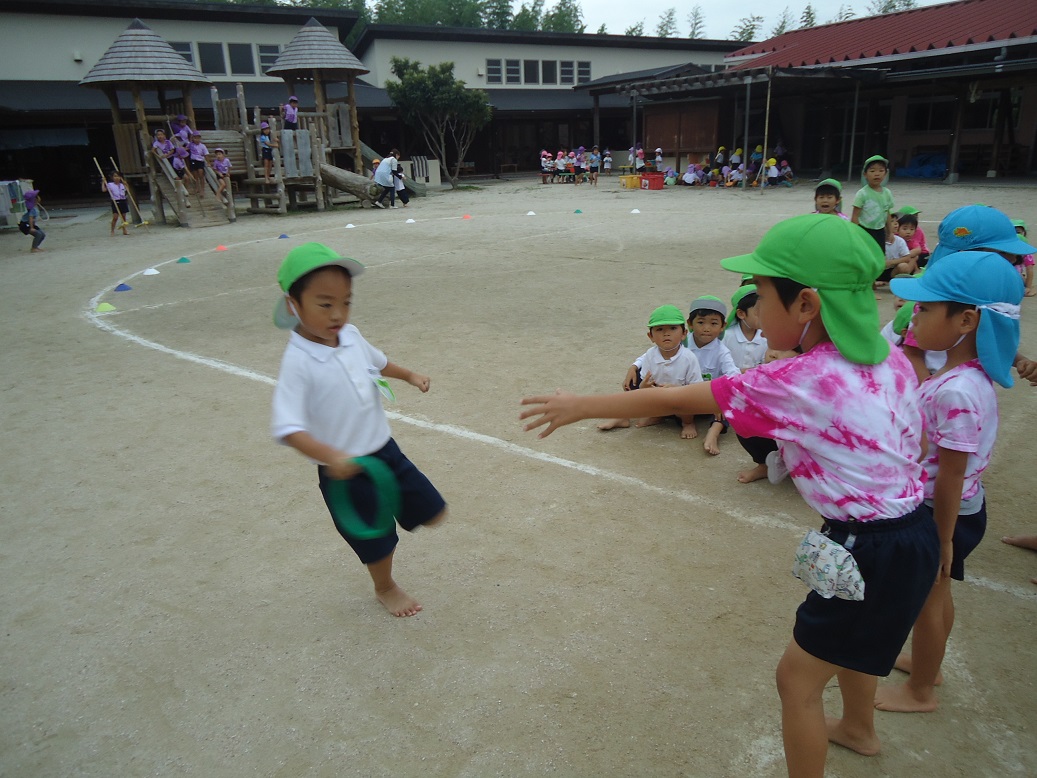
[896,207,929,266]
[779,160,794,185]
[521,214,941,778]
[722,285,777,484]
[765,158,781,188]
[682,296,739,455]
[540,150,553,184]
[598,305,703,438]
[271,243,447,617]
[1012,219,1035,296]
[813,179,848,219]
[875,250,1023,713]
[881,215,915,280]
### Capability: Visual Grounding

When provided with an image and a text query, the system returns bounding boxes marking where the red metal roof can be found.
[726,0,1037,70]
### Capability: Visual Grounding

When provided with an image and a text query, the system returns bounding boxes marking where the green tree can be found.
[512,0,544,30]
[541,0,585,33]
[799,3,816,28]
[384,57,492,189]
[624,20,645,36]
[771,7,793,36]
[687,5,705,39]
[867,0,917,13]
[655,8,678,38]
[730,14,762,41]
[483,0,514,29]
[596,22,607,34]
[832,4,855,21]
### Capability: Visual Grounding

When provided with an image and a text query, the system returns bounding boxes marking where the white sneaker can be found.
[389,204,398,209]
[372,201,384,209]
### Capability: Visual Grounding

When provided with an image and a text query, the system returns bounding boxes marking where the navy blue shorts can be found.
[317,438,446,565]
[949,500,987,581]
[793,505,939,676]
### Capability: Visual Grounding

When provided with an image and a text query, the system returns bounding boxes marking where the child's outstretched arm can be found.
[382,361,430,392]
[521,382,719,438]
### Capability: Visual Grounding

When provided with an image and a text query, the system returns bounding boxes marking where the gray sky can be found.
[580,0,947,39]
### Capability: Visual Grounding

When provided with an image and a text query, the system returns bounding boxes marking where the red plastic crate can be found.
[640,173,664,190]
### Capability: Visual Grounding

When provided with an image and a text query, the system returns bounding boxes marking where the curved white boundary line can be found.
[82,224,1036,602]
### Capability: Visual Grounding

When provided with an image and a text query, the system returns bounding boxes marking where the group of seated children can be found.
[678,155,793,188]
[540,147,606,185]
[598,285,796,481]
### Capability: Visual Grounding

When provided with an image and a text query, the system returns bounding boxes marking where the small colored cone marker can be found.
[114,283,132,292]
[462,214,472,219]
[142,268,159,276]
[574,209,583,214]
[405,218,416,224]
[216,245,228,251]
[346,224,356,229]
[177,257,190,263]
[96,302,116,313]
[630,209,641,214]
[526,211,536,216]
[278,233,289,239]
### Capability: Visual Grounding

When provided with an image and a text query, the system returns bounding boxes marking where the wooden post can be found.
[946,89,965,184]
[313,136,325,212]
[347,76,362,174]
[184,89,197,131]
[106,88,121,126]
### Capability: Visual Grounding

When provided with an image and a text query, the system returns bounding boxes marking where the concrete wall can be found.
[362,39,728,89]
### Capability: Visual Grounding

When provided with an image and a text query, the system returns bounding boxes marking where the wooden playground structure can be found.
[81,18,424,230]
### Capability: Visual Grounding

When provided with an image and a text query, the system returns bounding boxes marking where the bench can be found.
[499,163,518,173]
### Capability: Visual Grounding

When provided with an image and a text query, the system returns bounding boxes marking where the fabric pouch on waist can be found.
[792,529,865,601]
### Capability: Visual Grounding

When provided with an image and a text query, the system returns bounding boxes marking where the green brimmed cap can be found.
[1011,218,1028,233]
[688,295,727,319]
[720,214,889,364]
[896,205,920,216]
[648,305,686,328]
[727,284,758,328]
[814,178,841,194]
[274,242,365,329]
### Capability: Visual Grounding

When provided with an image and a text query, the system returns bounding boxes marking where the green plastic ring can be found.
[326,456,401,540]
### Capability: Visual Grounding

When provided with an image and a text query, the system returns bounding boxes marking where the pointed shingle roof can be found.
[79,19,210,88]
[266,18,369,81]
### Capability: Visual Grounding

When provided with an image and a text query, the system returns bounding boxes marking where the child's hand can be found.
[326,457,363,480]
[1014,356,1037,385]
[640,371,657,388]
[408,373,431,393]
[520,390,582,438]
[622,365,639,391]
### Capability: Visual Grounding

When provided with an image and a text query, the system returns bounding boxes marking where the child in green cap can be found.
[270,243,447,617]
[598,304,703,438]
[521,214,939,777]
[812,179,847,219]
[851,155,895,259]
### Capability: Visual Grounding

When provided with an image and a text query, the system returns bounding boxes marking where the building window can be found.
[197,42,226,75]
[523,60,539,84]
[904,98,954,132]
[228,43,255,76]
[505,59,520,84]
[486,59,502,84]
[169,41,194,65]
[560,60,574,85]
[541,60,557,84]
[258,44,281,74]
[577,61,591,84]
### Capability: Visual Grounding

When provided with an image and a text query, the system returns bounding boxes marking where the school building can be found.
[589,0,1037,180]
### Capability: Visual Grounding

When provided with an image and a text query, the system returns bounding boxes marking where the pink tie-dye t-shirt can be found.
[918,360,997,504]
[711,342,924,521]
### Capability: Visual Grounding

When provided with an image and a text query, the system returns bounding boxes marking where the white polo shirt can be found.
[271,326,391,458]
[722,326,768,371]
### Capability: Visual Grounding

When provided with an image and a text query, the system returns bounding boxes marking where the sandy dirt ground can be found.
[1,176,1035,777]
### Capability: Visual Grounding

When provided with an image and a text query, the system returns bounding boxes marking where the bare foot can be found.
[873,682,938,712]
[1025,288,1036,298]
[634,416,664,428]
[826,717,880,756]
[597,419,630,431]
[1002,535,1037,551]
[892,652,943,685]
[680,422,698,440]
[30,247,44,253]
[737,463,768,483]
[703,427,721,456]
[375,584,423,617]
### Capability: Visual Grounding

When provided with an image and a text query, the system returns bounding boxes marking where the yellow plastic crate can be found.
[619,174,641,189]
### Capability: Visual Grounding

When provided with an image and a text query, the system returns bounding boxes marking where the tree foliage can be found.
[799,3,816,28]
[483,0,513,29]
[770,7,793,37]
[541,0,585,33]
[596,23,607,34]
[655,7,678,38]
[831,4,855,22]
[624,20,645,36]
[687,5,705,39]
[384,57,491,189]
[511,0,544,30]
[867,0,917,13]
[730,14,763,41]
